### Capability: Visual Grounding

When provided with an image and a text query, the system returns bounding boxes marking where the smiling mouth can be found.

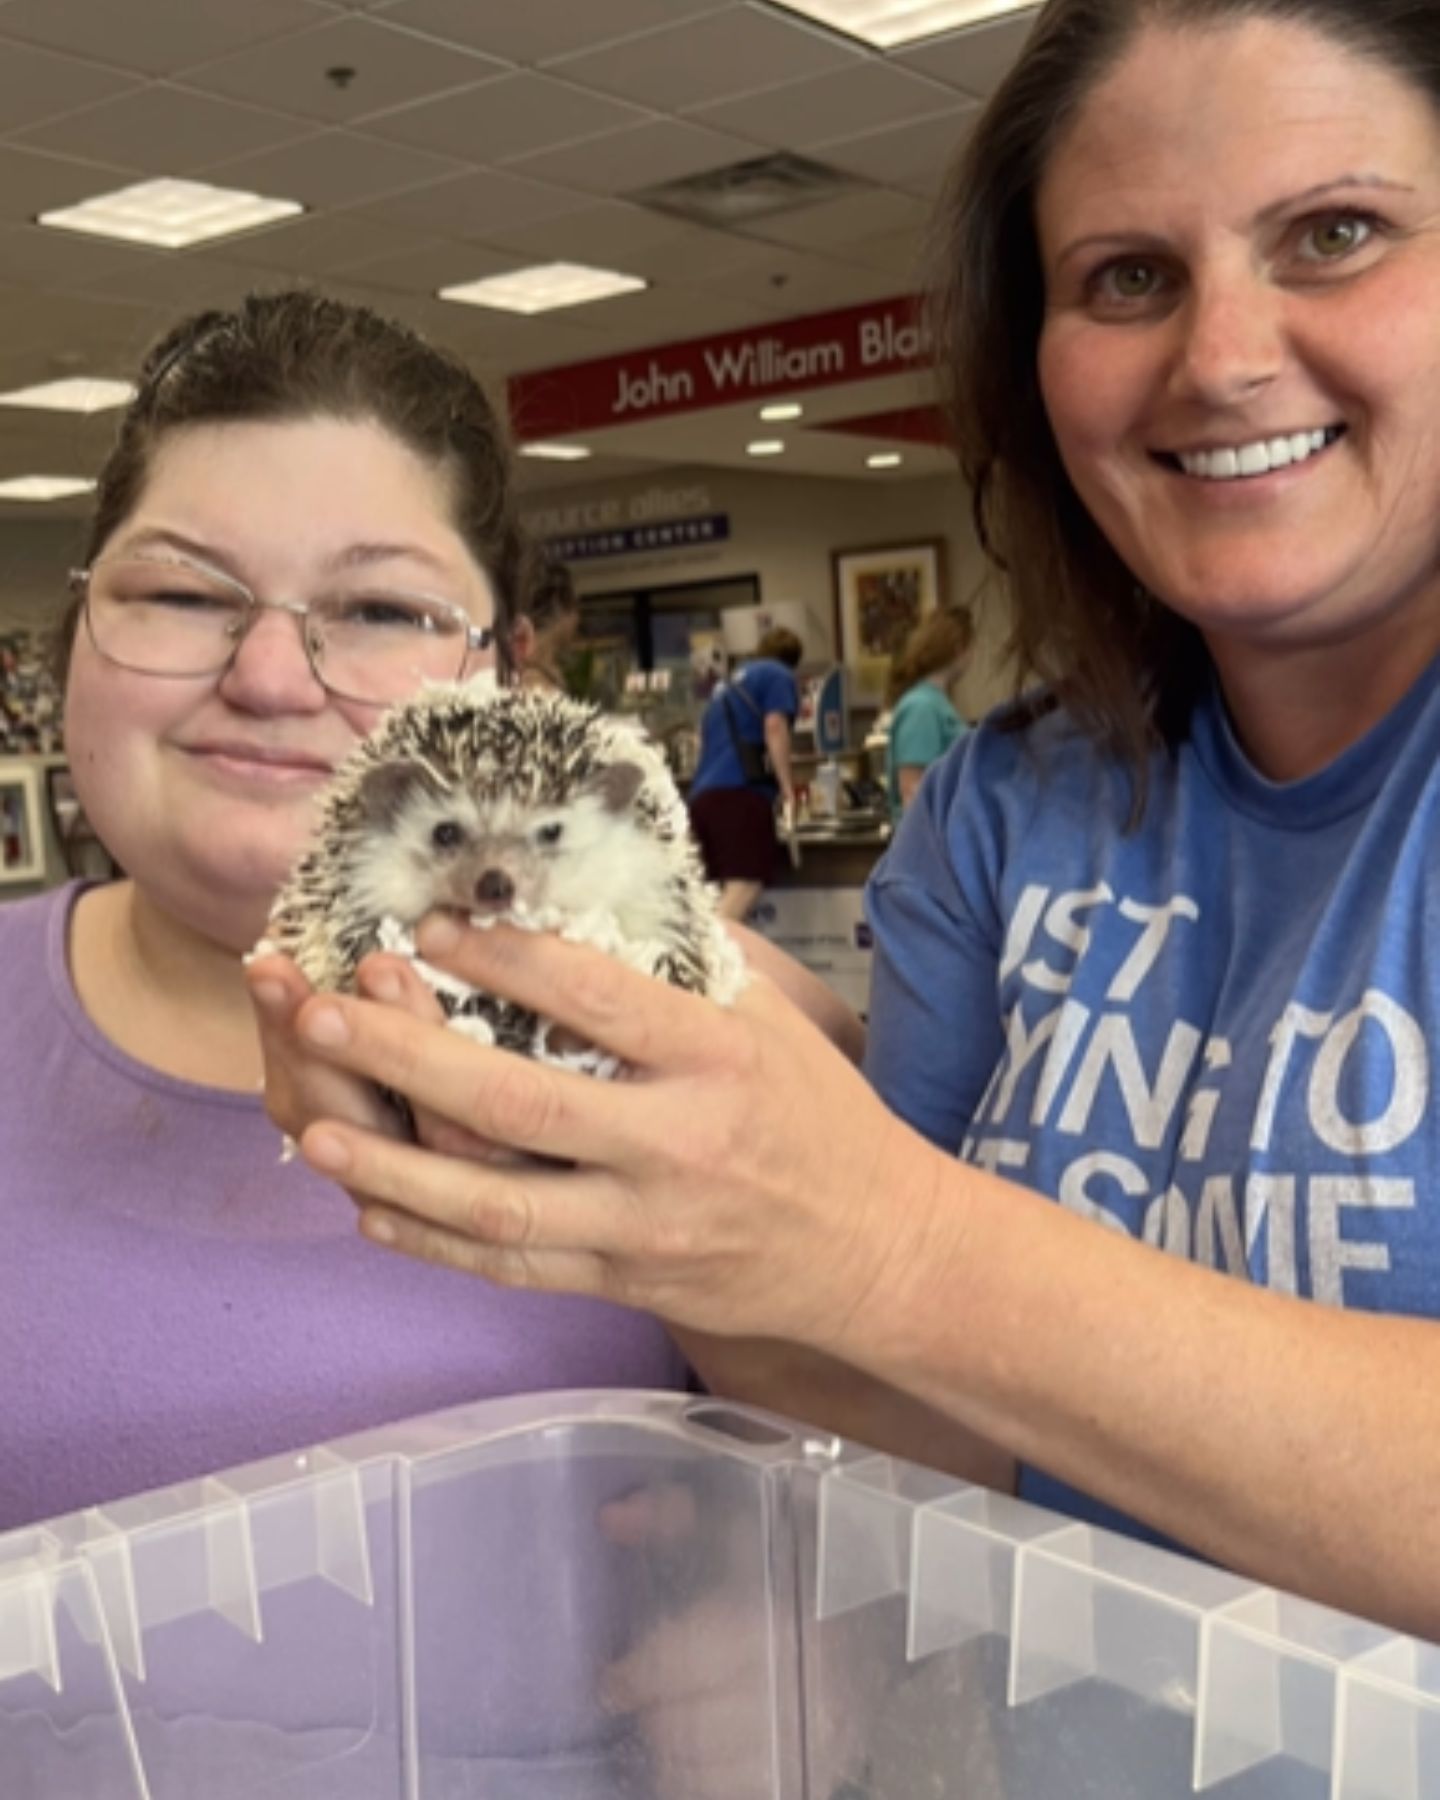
[1156,425,1346,482]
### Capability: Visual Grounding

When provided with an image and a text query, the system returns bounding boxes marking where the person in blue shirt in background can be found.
[685,625,801,920]
[884,606,973,819]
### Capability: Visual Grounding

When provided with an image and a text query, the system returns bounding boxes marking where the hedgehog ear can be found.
[587,760,645,813]
[356,760,447,824]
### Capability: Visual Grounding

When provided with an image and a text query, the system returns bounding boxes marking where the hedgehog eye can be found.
[536,822,564,847]
[431,820,465,851]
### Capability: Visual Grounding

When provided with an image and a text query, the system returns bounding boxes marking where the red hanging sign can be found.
[507,294,929,441]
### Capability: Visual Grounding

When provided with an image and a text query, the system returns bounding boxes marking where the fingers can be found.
[413,915,749,1073]
[300,1114,641,1262]
[293,987,658,1165]
[247,953,402,1142]
[355,1201,614,1298]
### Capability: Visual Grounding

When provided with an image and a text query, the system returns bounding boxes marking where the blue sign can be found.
[545,513,730,562]
[812,665,848,756]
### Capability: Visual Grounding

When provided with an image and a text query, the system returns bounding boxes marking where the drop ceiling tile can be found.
[0,145,136,222]
[214,210,439,277]
[14,86,313,174]
[0,40,140,135]
[358,166,588,236]
[549,4,861,111]
[376,0,730,66]
[832,222,930,283]
[559,284,775,347]
[329,235,517,294]
[508,118,755,199]
[479,204,726,280]
[183,16,505,125]
[0,0,327,78]
[690,243,891,313]
[198,129,465,210]
[892,10,1039,99]
[812,106,979,195]
[70,252,282,314]
[687,60,957,148]
[0,287,168,361]
[363,72,648,164]
[742,186,930,250]
[0,221,170,293]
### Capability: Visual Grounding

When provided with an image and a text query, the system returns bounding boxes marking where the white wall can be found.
[521,464,1015,720]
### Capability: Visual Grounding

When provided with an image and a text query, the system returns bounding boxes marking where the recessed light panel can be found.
[39,178,303,250]
[0,476,97,501]
[768,0,1037,49]
[746,440,786,457]
[0,378,136,414]
[439,264,647,315]
[760,402,804,422]
[518,443,594,461]
[866,452,904,468]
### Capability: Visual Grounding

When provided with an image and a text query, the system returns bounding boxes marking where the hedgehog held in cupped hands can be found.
[257,678,747,1083]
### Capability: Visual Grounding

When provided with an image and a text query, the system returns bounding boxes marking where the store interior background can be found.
[0,0,1039,989]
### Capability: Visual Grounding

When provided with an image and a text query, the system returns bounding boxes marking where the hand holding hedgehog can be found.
[256,678,746,1088]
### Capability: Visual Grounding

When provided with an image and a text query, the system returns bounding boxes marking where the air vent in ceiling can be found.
[629,151,863,227]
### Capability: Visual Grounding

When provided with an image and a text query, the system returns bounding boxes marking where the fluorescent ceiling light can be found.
[768,0,1037,49]
[0,475,97,502]
[867,452,904,468]
[38,178,302,249]
[746,440,786,457]
[0,377,136,414]
[759,402,804,422]
[518,442,593,462]
[439,263,647,315]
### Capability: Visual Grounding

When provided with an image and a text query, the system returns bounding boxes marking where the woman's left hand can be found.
[267,914,951,1354]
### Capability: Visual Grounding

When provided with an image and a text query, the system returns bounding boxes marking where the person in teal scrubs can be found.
[885,606,973,817]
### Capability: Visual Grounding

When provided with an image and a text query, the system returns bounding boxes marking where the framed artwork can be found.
[0,765,44,884]
[832,539,947,706]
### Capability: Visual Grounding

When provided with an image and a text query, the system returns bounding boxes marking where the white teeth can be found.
[1176,427,1338,481]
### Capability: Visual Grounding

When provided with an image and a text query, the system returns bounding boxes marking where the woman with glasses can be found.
[0,290,711,1535]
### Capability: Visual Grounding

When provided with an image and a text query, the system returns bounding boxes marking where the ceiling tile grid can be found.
[0,0,1036,487]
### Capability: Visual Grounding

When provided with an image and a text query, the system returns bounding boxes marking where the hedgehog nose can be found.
[475,869,515,907]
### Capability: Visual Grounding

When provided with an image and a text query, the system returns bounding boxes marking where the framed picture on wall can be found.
[0,764,43,884]
[832,539,947,707]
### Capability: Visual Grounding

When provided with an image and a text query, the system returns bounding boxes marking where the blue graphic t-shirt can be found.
[864,660,1440,1540]
[689,659,799,799]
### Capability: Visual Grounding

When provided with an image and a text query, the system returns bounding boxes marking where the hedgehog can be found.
[256,678,747,1086]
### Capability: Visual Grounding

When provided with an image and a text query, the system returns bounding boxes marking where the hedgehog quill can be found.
[256,679,747,1098]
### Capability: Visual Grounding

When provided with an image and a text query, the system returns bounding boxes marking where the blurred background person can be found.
[687,626,801,921]
[885,606,973,817]
[513,550,580,694]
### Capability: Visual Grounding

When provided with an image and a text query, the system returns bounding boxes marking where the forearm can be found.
[853,1152,1440,1637]
[897,765,925,809]
[764,716,794,799]
[674,1327,1016,1491]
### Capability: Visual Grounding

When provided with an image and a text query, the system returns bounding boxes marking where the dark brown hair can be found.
[888,606,974,703]
[930,0,1440,795]
[756,625,803,669]
[61,288,523,678]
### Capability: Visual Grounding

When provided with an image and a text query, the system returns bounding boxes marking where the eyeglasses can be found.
[71,553,496,707]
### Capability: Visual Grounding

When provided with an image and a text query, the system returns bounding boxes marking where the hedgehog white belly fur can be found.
[256,679,747,1082]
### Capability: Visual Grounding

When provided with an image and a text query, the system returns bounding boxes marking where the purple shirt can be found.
[0,882,687,1531]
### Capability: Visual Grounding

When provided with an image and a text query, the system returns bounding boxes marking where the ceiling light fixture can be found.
[746,440,786,457]
[439,264,647,315]
[767,0,1038,49]
[759,402,803,422]
[866,452,904,469]
[0,476,97,502]
[38,178,302,250]
[518,442,594,462]
[0,378,136,414]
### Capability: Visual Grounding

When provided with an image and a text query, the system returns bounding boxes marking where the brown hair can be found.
[888,606,974,704]
[929,0,1440,798]
[60,288,523,678]
[756,626,803,669]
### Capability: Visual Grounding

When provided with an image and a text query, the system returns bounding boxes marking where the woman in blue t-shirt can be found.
[259,0,1440,1645]
[884,607,973,818]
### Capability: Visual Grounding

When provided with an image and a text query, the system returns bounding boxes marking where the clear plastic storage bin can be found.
[2,1389,1436,1797]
